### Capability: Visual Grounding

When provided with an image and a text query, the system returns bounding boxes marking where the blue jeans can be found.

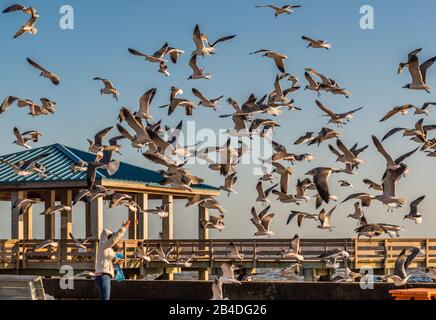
[95,274,111,300]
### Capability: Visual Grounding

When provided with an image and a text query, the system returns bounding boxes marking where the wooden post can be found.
[161,195,173,240]
[89,197,104,239]
[128,205,137,239]
[136,193,148,239]
[85,202,92,237]
[60,190,73,240]
[11,191,26,239]
[198,206,209,280]
[23,203,33,240]
[44,190,56,239]
[198,206,209,240]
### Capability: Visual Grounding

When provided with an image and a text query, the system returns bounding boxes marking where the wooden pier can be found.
[1,238,435,280]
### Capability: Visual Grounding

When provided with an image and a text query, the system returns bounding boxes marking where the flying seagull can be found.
[318,206,337,231]
[201,215,225,231]
[219,262,241,285]
[144,203,172,219]
[192,88,223,110]
[188,54,211,80]
[305,167,342,204]
[250,49,287,73]
[40,205,71,216]
[210,279,229,300]
[379,104,415,122]
[387,247,424,287]
[255,4,301,18]
[403,195,425,224]
[93,77,120,101]
[402,53,436,93]
[282,234,304,261]
[250,206,275,237]
[192,24,236,56]
[3,3,39,39]
[12,198,36,215]
[13,127,42,149]
[225,242,244,260]
[256,181,278,205]
[26,58,60,85]
[398,48,422,75]
[414,102,436,115]
[287,211,318,227]
[301,36,331,49]
[315,100,363,127]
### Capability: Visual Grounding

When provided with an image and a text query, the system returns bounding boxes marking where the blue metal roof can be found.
[0,144,218,190]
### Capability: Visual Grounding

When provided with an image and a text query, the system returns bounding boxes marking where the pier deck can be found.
[1,238,435,279]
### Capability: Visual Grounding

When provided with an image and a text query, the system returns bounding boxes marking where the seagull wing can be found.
[420,56,436,83]
[379,108,402,122]
[94,126,113,145]
[209,35,236,48]
[192,88,210,104]
[315,100,336,118]
[261,213,274,231]
[273,57,286,73]
[128,48,148,58]
[138,88,157,117]
[408,55,424,84]
[410,195,425,215]
[3,4,26,13]
[189,54,202,74]
[372,135,395,166]
[26,58,49,73]
[313,169,331,204]
[394,147,419,165]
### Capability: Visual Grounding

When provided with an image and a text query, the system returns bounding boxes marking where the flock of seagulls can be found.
[1,2,436,294]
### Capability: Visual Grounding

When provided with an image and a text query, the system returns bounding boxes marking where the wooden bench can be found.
[389,288,436,300]
[0,275,47,300]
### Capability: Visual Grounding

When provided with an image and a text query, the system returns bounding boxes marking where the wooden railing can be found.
[0,238,435,272]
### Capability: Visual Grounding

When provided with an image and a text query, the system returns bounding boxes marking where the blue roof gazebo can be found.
[0,144,219,242]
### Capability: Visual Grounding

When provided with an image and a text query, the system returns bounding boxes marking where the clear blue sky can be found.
[1,0,436,239]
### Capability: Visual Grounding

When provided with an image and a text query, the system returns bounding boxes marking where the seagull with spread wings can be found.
[192,24,236,56]
[3,3,39,39]
[301,36,332,49]
[250,49,287,73]
[250,206,275,237]
[305,167,342,204]
[403,195,425,224]
[315,100,363,127]
[192,88,223,110]
[93,77,120,101]
[255,4,301,17]
[256,181,278,206]
[13,127,42,149]
[402,52,436,92]
[26,58,60,85]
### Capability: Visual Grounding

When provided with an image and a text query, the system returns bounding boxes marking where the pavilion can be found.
[0,143,220,242]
